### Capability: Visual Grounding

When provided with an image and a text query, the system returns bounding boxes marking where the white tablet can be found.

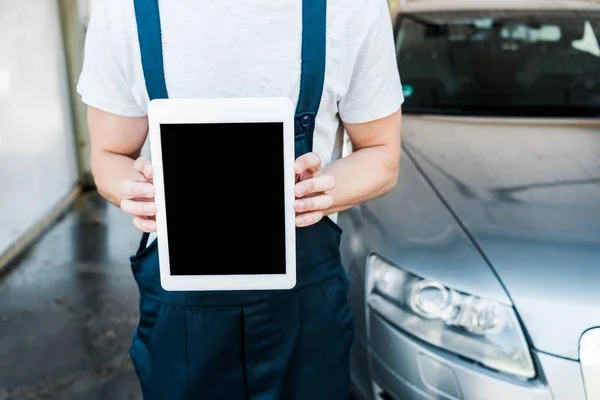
[147,97,296,291]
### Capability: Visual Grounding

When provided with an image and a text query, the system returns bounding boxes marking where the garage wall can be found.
[0,0,79,259]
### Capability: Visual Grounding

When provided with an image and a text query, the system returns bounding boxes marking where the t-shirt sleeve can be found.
[76,0,145,117]
[338,0,404,124]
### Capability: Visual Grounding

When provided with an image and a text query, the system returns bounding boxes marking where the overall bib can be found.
[129,0,355,399]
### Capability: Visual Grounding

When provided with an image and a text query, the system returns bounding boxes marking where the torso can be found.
[110,0,383,168]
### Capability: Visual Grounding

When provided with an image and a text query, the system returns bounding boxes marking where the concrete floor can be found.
[0,190,143,400]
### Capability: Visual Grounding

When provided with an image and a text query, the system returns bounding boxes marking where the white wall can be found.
[0,0,79,256]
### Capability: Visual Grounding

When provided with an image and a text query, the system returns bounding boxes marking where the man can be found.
[77,0,403,398]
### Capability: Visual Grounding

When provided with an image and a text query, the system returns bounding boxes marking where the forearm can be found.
[323,145,399,216]
[91,149,141,207]
[86,107,149,208]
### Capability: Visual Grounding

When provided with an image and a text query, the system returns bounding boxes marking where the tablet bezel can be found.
[147,97,296,291]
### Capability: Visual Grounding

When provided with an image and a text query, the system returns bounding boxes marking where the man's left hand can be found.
[294,152,335,227]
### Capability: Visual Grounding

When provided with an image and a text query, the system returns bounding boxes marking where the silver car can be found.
[339,1,600,399]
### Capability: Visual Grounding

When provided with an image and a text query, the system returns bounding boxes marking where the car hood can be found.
[402,114,600,360]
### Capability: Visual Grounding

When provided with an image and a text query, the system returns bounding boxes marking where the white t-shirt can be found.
[77,0,404,245]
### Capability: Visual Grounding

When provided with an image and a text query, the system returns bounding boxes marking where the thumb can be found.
[134,157,154,180]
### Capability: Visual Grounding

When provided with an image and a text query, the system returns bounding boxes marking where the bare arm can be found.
[90,103,401,231]
[293,109,402,226]
[87,106,157,232]
[325,108,402,214]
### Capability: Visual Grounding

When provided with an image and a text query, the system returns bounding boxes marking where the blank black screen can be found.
[160,122,286,275]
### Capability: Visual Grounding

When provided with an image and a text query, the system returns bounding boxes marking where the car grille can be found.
[580,328,600,400]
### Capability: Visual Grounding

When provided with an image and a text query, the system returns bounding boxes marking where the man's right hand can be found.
[118,157,157,233]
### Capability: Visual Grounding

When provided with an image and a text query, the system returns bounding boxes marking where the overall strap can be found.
[133,0,168,249]
[134,0,169,101]
[133,0,327,154]
[295,0,328,158]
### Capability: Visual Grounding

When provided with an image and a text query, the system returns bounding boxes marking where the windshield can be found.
[396,10,600,117]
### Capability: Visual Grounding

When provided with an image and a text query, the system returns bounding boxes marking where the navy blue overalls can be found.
[129,0,355,399]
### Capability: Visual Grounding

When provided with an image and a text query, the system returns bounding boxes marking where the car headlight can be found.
[366,254,535,379]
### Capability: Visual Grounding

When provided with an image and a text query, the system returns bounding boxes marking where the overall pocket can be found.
[129,301,189,399]
[129,296,165,391]
[296,216,343,265]
[129,236,160,287]
[316,273,356,348]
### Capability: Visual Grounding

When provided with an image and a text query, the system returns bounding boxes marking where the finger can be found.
[119,180,155,199]
[133,216,157,233]
[294,152,322,175]
[295,174,335,197]
[120,199,157,217]
[296,211,324,228]
[294,194,333,213]
[134,157,154,179]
